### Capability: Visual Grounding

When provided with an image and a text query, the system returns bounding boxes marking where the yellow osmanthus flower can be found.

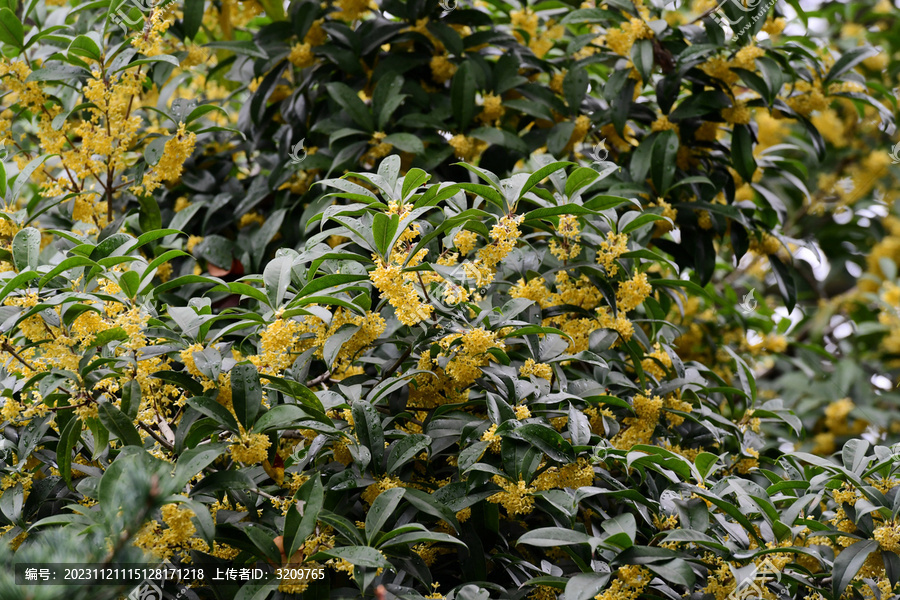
[132,5,175,56]
[481,423,502,453]
[137,123,197,195]
[650,115,678,133]
[477,215,524,268]
[479,93,505,124]
[454,230,478,255]
[594,565,650,600]
[230,430,271,464]
[181,44,210,68]
[596,231,629,276]
[439,327,506,387]
[723,100,752,125]
[785,79,827,116]
[641,343,672,379]
[488,475,536,516]
[762,16,786,35]
[549,214,582,260]
[612,391,663,450]
[289,42,315,69]
[364,131,393,163]
[332,0,375,21]
[605,18,653,56]
[520,359,553,381]
[532,458,594,490]
[749,231,781,256]
[133,503,199,561]
[370,258,433,326]
[449,134,488,161]
[616,272,652,313]
[361,475,405,504]
[430,54,458,84]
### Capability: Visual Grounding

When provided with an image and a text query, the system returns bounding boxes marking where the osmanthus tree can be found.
[0,0,898,599]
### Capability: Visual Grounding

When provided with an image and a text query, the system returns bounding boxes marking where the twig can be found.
[306,370,332,387]
[138,421,174,451]
[251,488,277,500]
[378,344,413,384]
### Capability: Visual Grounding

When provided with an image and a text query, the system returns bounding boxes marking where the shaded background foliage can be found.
[0,0,899,598]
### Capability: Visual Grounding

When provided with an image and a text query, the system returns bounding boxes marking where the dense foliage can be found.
[0,0,899,599]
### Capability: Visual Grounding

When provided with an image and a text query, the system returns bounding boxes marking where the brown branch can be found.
[306,370,332,387]
[137,421,174,451]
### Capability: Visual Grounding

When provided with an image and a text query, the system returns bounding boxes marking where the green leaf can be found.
[121,379,141,421]
[383,133,424,154]
[86,326,129,348]
[842,438,871,475]
[651,129,678,193]
[732,124,757,183]
[263,254,292,308]
[172,443,228,490]
[673,498,709,532]
[0,8,23,49]
[12,227,40,271]
[519,161,575,201]
[311,545,391,569]
[185,395,239,432]
[137,195,162,233]
[286,475,324,560]
[563,67,589,115]
[632,38,654,82]
[183,0,204,39]
[645,558,696,588]
[353,401,385,475]
[251,404,319,434]
[386,434,430,473]
[373,71,406,130]
[833,540,879,599]
[620,213,670,235]
[564,573,611,600]
[825,46,879,85]
[401,169,430,201]
[451,61,476,129]
[231,363,263,430]
[378,530,467,549]
[515,424,575,462]
[326,81,374,132]
[258,374,326,415]
[768,255,797,312]
[517,527,599,550]
[204,40,268,58]
[97,402,143,447]
[57,417,82,490]
[68,35,101,62]
[365,486,405,543]
[565,167,601,198]
[372,212,400,259]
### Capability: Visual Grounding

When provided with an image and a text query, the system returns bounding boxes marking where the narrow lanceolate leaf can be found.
[12,227,40,271]
[231,362,263,430]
